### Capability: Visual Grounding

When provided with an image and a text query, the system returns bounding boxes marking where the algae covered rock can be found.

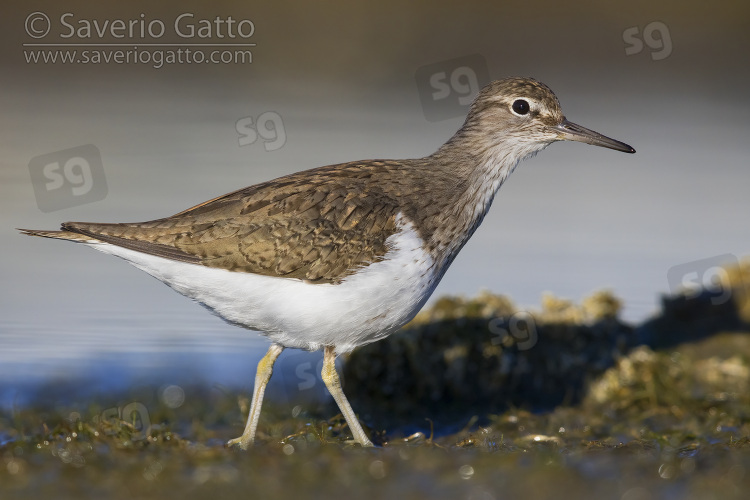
[343,290,634,429]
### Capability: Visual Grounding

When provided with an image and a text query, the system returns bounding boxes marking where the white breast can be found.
[85,214,438,353]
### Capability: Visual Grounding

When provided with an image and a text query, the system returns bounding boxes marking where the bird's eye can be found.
[512,99,530,115]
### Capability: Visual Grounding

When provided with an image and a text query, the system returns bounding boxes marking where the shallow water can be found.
[0,306,353,413]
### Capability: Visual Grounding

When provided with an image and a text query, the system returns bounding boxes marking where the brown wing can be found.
[58,162,404,284]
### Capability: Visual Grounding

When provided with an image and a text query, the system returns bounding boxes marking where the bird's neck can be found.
[421,130,546,268]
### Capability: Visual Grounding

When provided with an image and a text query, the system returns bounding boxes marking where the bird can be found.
[20,77,634,448]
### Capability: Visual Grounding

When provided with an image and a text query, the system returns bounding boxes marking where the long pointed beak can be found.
[551,118,635,153]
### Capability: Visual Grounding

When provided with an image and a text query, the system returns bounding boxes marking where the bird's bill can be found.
[552,119,635,153]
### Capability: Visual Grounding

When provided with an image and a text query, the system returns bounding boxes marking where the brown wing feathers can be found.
[39,162,404,284]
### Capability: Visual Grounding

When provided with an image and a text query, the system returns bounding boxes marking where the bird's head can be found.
[456,77,635,160]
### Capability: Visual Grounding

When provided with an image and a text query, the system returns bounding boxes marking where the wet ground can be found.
[1,260,749,500]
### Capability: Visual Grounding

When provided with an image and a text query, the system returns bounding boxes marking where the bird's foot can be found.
[226,435,252,450]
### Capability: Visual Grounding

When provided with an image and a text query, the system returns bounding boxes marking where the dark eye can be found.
[512,99,530,115]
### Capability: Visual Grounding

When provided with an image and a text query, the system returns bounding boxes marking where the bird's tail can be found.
[18,228,100,243]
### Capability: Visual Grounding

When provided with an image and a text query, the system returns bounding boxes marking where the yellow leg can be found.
[322,346,373,446]
[227,343,284,450]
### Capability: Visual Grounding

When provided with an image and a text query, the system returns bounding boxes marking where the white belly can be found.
[86,215,439,353]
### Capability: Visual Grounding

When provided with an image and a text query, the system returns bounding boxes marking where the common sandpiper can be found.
[20,77,635,448]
